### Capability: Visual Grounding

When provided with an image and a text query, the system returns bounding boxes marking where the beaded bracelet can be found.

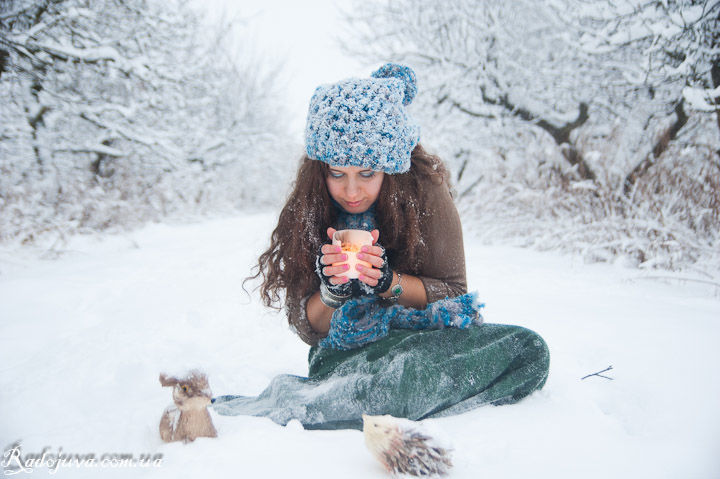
[319,282,351,309]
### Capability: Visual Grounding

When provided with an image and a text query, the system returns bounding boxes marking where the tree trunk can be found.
[0,49,8,79]
[711,58,720,137]
[623,100,688,196]
[536,103,594,181]
[90,139,116,178]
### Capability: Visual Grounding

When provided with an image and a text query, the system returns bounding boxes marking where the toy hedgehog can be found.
[362,414,453,477]
[158,370,217,443]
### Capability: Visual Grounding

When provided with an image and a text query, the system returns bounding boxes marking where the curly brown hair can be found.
[247,143,451,309]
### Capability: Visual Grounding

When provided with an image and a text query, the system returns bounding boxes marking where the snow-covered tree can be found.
[0,0,293,244]
[341,0,720,271]
[572,0,719,193]
[577,0,719,112]
[342,0,717,178]
[341,0,628,183]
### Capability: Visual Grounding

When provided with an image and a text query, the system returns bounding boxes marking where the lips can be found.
[346,200,363,208]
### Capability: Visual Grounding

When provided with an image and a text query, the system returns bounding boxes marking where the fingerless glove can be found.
[356,244,393,295]
[315,249,353,308]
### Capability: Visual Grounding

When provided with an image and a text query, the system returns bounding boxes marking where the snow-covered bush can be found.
[0,0,294,245]
[457,125,720,272]
[342,0,720,272]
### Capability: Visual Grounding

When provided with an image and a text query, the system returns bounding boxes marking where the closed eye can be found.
[327,170,376,179]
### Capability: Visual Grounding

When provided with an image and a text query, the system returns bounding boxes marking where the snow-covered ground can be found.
[1,212,719,478]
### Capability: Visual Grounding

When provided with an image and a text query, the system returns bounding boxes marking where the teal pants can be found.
[212,324,549,430]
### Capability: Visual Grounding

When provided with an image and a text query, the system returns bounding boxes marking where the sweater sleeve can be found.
[286,293,323,346]
[416,180,468,303]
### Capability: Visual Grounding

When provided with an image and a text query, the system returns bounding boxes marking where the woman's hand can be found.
[354,230,385,287]
[315,230,354,309]
[319,227,350,286]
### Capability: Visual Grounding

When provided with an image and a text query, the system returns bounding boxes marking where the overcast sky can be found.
[198,0,370,142]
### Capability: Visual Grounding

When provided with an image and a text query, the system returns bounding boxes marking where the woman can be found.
[212,64,549,430]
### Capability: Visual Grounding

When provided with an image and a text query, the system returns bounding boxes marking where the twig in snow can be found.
[581,365,614,381]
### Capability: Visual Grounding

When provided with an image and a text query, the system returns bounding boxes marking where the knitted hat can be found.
[305,63,420,174]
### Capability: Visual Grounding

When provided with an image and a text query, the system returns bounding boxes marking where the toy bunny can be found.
[159,370,217,443]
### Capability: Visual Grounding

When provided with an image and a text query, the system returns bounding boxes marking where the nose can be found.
[346,177,360,198]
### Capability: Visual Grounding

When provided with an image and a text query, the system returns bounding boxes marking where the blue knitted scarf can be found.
[333,199,377,232]
[321,203,484,350]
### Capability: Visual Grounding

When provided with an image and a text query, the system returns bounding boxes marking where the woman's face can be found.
[325,165,384,213]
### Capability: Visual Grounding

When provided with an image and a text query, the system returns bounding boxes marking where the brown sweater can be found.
[286,179,468,346]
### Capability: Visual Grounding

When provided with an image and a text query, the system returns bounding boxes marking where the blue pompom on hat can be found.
[305,63,420,174]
